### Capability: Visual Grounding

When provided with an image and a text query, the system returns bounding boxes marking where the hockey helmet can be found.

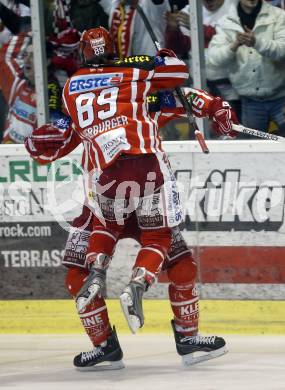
[79,27,116,65]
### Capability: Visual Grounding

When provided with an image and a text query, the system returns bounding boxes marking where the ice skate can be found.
[74,326,124,371]
[120,281,145,334]
[171,320,228,366]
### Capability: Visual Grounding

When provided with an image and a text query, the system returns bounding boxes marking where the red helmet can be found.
[79,27,116,64]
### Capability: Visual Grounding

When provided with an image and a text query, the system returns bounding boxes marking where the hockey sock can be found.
[133,245,165,280]
[78,296,111,346]
[167,256,199,336]
[133,228,172,281]
[65,267,111,345]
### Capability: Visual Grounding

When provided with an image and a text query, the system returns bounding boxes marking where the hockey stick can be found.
[232,124,285,143]
[135,4,209,154]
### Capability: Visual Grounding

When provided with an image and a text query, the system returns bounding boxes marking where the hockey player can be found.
[25,85,237,371]
[60,26,194,340]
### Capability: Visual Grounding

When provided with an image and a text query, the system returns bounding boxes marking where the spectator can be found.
[46,1,103,88]
[48,27,81,88]
[266,0,284,8]
[0,0,31,34]
[0,0,31,141]
[165,0,241,120]
[45,0,109,36]
[0,18,12,46]
[104,0,189,140]
[207,0,285,135]
[70,0,108,32]
[104,0,170,57]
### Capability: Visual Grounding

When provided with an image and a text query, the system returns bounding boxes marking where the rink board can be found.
[1,299,285,335]
[1,141,285,300]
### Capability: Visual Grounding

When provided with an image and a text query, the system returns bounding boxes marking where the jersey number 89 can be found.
[75,87,119,128]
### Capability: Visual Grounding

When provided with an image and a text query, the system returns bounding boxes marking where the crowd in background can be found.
[0,0,285,143]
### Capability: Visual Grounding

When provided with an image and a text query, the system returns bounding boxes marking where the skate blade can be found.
[76,284,101,314]
[182,346,228,367]
[119,292,141,334]
[75,359,125,371]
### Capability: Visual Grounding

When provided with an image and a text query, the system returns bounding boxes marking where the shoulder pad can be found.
[113,55,155,70]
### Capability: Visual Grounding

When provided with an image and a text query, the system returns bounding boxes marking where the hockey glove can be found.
[209,97,239,138]
[24,124,66,157]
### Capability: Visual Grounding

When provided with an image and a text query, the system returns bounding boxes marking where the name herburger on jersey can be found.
[83,115,128,138]
[69,73,123,94]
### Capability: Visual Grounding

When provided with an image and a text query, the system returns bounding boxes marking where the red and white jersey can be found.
[33,87,215,171]
[62,55,188,170]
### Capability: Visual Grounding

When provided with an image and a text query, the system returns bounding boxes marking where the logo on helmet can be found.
[90,37,105,56]
[90,37,105,48]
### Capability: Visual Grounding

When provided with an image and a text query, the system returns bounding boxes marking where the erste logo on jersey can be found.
[69,73,123,94]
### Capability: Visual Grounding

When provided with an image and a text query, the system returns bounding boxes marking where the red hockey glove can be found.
[209,97,239,138]
[156,48,177,58]
[25,124,66,157]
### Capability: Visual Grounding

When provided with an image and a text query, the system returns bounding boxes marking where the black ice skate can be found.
[120,281,145,334]
[74,326,124,371]
[171,320,228,366]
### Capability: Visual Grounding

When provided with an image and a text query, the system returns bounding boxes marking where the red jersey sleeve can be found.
[155,87,216,127]
[151,56,189,91]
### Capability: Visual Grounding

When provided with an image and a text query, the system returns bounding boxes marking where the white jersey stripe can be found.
[141,77,156,153]
[153,72,189,79]
[131,68,146,153]
[62,85,71,116]
[152,111,161,150]
[5,37,17,79]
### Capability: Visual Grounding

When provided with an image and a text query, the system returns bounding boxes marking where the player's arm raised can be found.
[185,88,239,138]
[156,88,239,138]
[151,49,189,91]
